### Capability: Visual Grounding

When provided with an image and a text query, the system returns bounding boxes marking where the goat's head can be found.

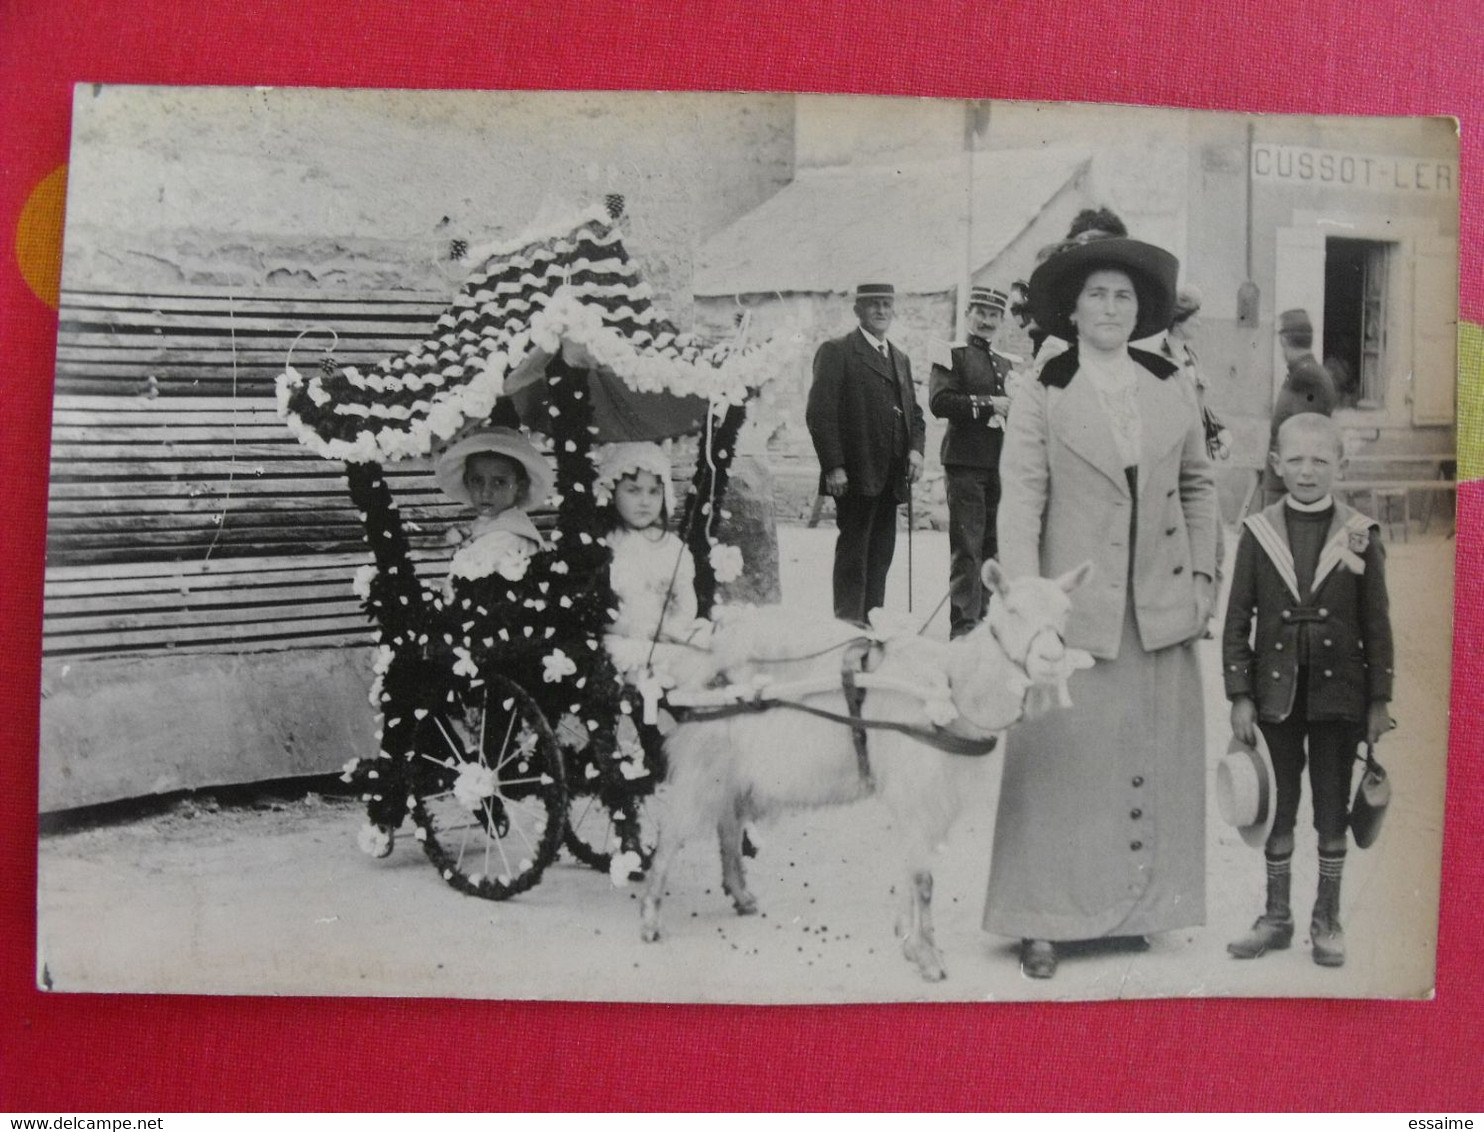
[980,559,1094,687]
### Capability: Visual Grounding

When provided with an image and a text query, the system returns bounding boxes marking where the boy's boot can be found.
[1228,853,1294,958]
[1311,850,1346,967]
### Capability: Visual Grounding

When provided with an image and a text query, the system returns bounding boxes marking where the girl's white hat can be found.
[593,441,676,512]
[435,427,555,508]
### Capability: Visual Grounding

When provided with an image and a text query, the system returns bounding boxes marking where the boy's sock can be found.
[1264,851,1293,921]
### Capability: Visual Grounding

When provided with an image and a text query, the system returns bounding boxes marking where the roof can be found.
[693,147,1090,296]
[279,205,780,463]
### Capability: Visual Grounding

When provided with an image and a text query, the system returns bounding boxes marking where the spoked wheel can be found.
[409,674,567,900]
[562,786,660,876]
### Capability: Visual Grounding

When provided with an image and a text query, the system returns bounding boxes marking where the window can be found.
[1323,238,1391,409]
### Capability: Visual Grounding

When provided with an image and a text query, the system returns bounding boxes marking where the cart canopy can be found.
[278,203,778,462]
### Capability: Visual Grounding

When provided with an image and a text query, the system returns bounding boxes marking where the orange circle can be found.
[16,163,68,310]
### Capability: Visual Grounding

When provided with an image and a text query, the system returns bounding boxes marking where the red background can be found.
[2,0,1481,1112]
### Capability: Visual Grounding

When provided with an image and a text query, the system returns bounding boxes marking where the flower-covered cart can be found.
[277,200,780,898]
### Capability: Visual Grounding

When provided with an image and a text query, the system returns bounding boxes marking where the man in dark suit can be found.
[806,283,925,624]
[1261,308,1338,506]
[929,286,1014,638]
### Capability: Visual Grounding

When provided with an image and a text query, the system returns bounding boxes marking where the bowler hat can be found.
[1028,236,1179,343]
[1216,730,1278,850]
[854,283,895,299]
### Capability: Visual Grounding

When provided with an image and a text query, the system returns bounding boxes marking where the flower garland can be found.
[683,401,748,618]
[276,211,790,466]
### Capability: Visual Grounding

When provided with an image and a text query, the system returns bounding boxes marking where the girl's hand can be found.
[1230,696,1258,747]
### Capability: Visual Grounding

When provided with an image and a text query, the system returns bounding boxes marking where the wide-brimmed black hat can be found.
[1028,237,1180,343]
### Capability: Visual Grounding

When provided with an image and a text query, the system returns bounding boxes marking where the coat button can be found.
[1132,776,1144,787]
[1173,565,1185,575]
[1271,671,1282,679]
[1130,808,1142,819]
[1165,527,1177,536]
[1281,610,1292,621]
[1319,608,1329,618]
[1324,669,1333,677]
[1130,840,1144,851]
[1275,642,1284,651]
[1323,638,1333,648]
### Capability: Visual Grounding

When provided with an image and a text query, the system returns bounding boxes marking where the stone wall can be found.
[63,86,797,322]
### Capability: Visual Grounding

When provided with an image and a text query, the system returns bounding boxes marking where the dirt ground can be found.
[36,524,1452,1003]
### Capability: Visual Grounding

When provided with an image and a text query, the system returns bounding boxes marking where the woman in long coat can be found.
[984,237,1219,979]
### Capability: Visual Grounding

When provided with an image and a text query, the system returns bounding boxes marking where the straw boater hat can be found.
[854,283,895,300]
[593,441,676,512]
[435,427,555,509]
[1215,730,1278,849]
[1027,236,1180,343]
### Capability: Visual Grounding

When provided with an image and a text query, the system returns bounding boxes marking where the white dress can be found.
[604,528,711,687]
[445,509,544,595]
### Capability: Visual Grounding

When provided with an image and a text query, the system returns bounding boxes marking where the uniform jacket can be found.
[927,335,1013,468]
[807,328,925,501]
[1222,498,1394,722]
[996,345,1218,659]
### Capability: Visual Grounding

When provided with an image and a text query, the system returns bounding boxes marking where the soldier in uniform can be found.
[929,285,1014,638]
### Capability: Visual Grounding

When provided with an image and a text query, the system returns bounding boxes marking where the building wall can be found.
[62,87,797,323]
[1187,114,1459,468]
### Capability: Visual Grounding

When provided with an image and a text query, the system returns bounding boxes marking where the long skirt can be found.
[982,596,1206,941]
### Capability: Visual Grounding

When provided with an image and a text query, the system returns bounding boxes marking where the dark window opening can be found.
[1323,238,1390,409]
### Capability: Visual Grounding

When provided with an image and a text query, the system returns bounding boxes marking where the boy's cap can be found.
[1216,730,1278,849]
[435,427,554,509]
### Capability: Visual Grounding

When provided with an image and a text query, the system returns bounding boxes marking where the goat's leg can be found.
[718,800,758,916]
[639,821,685,942]
[900,868,947,982]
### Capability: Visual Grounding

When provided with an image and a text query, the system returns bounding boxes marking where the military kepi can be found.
[854,282,895,299]
[968,286,1008,311]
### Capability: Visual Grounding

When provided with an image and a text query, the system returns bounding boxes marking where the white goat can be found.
[640,559,1093,981]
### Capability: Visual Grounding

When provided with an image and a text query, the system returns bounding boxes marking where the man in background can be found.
[1262,308,1338,506]
[806,283,925,624]
[929,286,1013,638]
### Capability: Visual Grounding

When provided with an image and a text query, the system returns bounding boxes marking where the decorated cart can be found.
[277,199,781,898]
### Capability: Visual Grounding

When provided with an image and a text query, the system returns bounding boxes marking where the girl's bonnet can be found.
[435,427,555,509]
[593,441,676,512]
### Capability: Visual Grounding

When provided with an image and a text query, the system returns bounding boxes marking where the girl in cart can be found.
[595,442,717,703]
[435,427,555,591]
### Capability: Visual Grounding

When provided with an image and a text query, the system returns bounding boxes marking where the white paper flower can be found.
[351,564,378,601]
[451,646,480,680]
[357,822,393,858]
[452,762,498,810]
[708,542,744,584]
[609,849,644,887]
[542,648,578,683]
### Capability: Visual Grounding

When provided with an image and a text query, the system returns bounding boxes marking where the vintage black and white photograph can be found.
[36,87,1457,1001]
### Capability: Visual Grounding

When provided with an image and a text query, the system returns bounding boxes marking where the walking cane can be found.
[906,474,914,614]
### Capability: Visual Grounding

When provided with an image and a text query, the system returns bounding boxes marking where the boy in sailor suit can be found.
[1222,413,1394,969]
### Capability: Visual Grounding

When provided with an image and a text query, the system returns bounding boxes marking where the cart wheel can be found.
[409,674,567,900]
[562,787,660,875]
